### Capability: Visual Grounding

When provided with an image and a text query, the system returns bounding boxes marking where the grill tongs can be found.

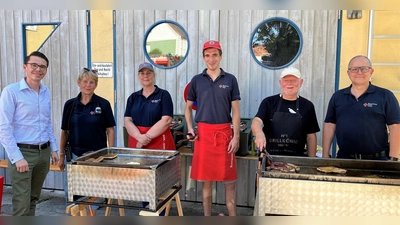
[259,148,273,170]
[174,131,198,143]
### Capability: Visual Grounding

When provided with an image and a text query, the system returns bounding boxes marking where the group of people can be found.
[252,55,400,163]
[0,41,399,216]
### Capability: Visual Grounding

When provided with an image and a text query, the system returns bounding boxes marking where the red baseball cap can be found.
[202,40,222,51]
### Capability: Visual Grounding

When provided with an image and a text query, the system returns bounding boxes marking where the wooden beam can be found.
[0,159,61,172]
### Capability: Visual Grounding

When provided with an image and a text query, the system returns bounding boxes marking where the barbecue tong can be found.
[174,131,198,143]
[258,147,273,170]
[258,147,273,161]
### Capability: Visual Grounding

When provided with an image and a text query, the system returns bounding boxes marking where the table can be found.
[66,185,183,216]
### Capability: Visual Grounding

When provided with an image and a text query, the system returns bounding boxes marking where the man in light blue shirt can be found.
[0,51,59,216]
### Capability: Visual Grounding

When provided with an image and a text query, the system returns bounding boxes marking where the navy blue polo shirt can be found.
[124,85,173,127]
[187,68,241,124]
[61,93,116,156]
[324,83,400,154]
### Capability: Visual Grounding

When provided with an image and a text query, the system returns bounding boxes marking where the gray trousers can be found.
[8,146,50,216]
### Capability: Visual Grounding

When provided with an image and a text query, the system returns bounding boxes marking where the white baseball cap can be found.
[280,67,302,79]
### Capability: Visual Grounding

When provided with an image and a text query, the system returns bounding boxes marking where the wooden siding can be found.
[0,10,338,193]
[115,10,338,149]
[114,10,338,206]
[179,150,258,207]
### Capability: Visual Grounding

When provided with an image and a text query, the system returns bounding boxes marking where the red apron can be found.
[190,122,237,181]
[128,126,176,150]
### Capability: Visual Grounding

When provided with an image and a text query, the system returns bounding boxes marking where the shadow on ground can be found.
[1,186,254,216]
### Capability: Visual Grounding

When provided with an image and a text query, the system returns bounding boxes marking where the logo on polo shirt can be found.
[219,84,229,89]
[363,102,377,107]
[151,99,161,103]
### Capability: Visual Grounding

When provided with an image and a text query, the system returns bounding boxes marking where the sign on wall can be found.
[92,62,113,77]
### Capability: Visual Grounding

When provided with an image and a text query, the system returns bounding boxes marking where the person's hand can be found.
[254,134,266,151]
[51,151,59,166]
[186,131,198,142]
[136,142,144,148]
[58,154,65,171]
[228,136,240,154]
[15,159,29,173]
[322,150,331,158]
[137,134,151,146]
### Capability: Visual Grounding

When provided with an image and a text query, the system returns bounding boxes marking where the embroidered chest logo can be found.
[363,102,377,107]
[90,107,102,115]
[288,108,296,114]
[151,99,161,103]
[219,84,229,89]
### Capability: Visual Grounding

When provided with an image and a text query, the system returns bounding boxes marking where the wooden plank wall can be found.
[179,154,258,207]
[115,10,338,150]
[115,10,338,206]
[0,10,338,193]
[0,10,88,189]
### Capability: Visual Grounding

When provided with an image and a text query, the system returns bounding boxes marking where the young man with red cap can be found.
[184,40,241,216]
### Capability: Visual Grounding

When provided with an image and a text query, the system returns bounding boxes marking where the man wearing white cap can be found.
[251,67,320,157]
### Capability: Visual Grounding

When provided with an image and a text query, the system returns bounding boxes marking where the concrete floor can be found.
[0,185,254,216]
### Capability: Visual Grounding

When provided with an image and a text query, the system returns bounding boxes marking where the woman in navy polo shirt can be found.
[59,68,116,210]
[124,62,176,150]
[59,68,116,161]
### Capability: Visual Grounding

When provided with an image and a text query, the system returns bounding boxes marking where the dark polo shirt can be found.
[124,85,173,127]
[61,93,116,156]
[187,68,241,124]
[324,83,400,154]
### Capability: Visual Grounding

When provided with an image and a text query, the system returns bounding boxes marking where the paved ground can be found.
[0,185,254,216]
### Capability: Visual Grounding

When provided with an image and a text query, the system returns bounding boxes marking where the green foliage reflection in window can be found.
[250,17,302,69]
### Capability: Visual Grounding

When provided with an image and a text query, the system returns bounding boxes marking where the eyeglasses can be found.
[348,66,371,73]
[83,68,98,74]
[27,63,47,71]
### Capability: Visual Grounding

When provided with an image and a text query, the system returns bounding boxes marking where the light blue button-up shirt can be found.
[0,78,58,164]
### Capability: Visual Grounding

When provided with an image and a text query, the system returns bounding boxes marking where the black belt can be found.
[17,141,50,150]
[349,150,387,160]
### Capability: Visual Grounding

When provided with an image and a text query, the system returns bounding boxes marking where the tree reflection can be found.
[252,20,300,67]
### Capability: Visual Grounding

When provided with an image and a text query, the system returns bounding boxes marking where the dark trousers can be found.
[337,150,388,161]
[8,147,50,216]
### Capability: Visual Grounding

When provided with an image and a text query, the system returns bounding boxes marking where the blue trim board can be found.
[331,10,343,158]
[86,10,92,68]
[113,10,118,146]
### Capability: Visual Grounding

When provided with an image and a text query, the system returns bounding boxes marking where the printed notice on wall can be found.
[92,62,113,78]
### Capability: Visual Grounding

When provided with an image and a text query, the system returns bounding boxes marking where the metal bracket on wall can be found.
[347,10,362,19]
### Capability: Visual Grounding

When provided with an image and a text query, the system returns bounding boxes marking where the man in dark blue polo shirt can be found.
[184,40,241,216]
[322,55,400,161]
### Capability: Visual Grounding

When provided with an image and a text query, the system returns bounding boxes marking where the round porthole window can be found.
[250,17,303,69]
[143,20,190,69]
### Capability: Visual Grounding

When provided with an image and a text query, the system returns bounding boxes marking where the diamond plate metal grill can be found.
[256,178,400,216]
[67,149,181,210]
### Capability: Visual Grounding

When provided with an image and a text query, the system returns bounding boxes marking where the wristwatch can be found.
[389,157,398,161]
